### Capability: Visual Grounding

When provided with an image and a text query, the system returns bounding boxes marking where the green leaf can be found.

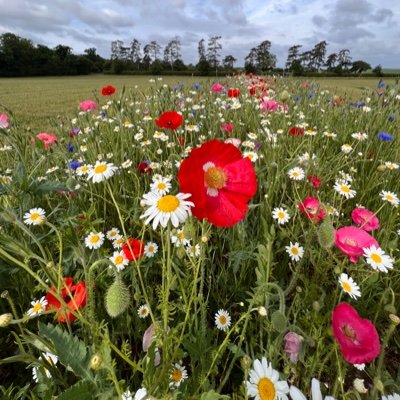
[271,311,287,332]
[58,380,94,400]
[38,323,92,380]
[31,180,68,194]
[200,390,231,400]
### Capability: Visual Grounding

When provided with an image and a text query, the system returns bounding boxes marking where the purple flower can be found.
[284,332,303,363]
[66,144,75,152]
[377,131,393,141]
[68,161,82,170]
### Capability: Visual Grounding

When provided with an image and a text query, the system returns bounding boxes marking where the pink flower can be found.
[351,208,380,231]
[224,138,241,148]
[335,226,379,263]
[36,133,58,150]
[220,122,234,133]
[79,100,97,112]
[211,83,224,93]
[261,99,278,111]
[298,196,326,222]
[142,323,161,365]
[284,332,303,363]
[332,303,380,364]
[0,113,9,128]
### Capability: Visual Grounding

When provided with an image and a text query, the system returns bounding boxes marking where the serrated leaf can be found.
[38,323,92,380]
[271,311,287,332]
[58,380,94,400]
[31,180,68,194]
[200,390,230,400]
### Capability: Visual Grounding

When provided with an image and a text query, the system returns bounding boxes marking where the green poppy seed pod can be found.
[105,276,131,318]
[312,301,321,312]
[377,164,387,172]
[389,314,400,326]
[0,313,13,327]
[280,89,290,102]
[317,216,335,249]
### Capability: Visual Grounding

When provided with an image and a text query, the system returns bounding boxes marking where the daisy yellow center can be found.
[293,171,299,177]
[94,164,107,174]
[205,166,227,190]
[82,166,89,172]
[141,308,148,316]
[178,232,185,239]
[31,213,40,220]
[291,247,299,255]
[115,255,124,264]
[172,368,183,383]
[157,195,180,212]
[90,235,100,243]
[157,182,166,190]
[148,246,154,252]
[219,315,227,325]
[371,253,382,263]
[342,282,351,292]
[33,303,43,312]
[385,195,394,201]
[341,186,350,193]
[277,211,285,219]
[258,377,276,400]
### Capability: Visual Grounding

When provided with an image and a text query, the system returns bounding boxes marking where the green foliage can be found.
[57,380,94,400]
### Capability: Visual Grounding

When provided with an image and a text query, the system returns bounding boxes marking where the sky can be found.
[0,0,399,68]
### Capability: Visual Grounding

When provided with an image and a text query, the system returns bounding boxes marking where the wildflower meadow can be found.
[0,75,399,400]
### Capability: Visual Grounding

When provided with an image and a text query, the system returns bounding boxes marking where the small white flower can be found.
[243,151,259,162]
[186,243,200,257]
[87,161,118,183]
[170,363,188,387]
[24,208,46,226]
[170,229,190,247]
[109,251,129,272]
[288,167,305,181]
[150,176,171,195]
[341,144,353,154]
[338,273,361,299]
[285,242,304,262]
[272,207,290,225]
[85,231,105,250]
[27,296,48,317]
[215,309,231,331]
[363,245,394,273]
[106,227,120,240]
[334,180,356,199]
[144,242,158,257]
[137,304,150,319]
[380,190,399,207]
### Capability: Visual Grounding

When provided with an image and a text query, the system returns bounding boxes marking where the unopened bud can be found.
[312,301,321,312]
[258,306,267,317]
[374,379,384,393]
[353,378,368,394]
[240,354,252,371]
[0,313,13,327]
[317,216,335,249]
[389,314,400,326]
[105,276,131,318]
[90,353,103,370]
[377,164,387,172]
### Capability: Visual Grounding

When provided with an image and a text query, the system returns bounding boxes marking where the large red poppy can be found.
[177,139,257,227]
[101,85,116,96]
[227,88,240,97]
[45,277,86,323]
[289,127,304,136]
[155,111,183,130]
[122,238,145,261]
[332,303,380,364]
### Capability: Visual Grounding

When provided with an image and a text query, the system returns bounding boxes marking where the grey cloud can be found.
[312,15,327,27]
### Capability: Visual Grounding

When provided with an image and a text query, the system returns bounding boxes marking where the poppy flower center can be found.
[157,195,180,212]
[94,164,107,174]
[171,368,183,382]
[342,324,357,341]
[306,207,317,215]
[204,165,227,190]
[344,238,358,247]
[258,377,276,400]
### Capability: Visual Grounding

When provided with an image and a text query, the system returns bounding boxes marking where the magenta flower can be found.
[332,303,380,364]
[261,99,279,111]
[0,113,9,128]
[211,83,224,93]
[284,332,303,363]
[351,208,380,231]
[298,196,326,222]
[335,226,379,263]
[79,100,97,112]
[224,138,241,148]
[36,133,58,150]
[220,122,234,133]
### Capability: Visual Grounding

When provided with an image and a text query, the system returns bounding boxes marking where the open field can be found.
[0,75,398,131]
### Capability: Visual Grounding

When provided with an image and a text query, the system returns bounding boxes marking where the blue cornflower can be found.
[66,144,75,152]
[388,114,396,122]
[378,81,386,88]
[351,101,365,108]
[293,95,301,101]
[377,131,393,141]
[101,111,106,119]
[193,83,201,89]
[68,161,82,170]
[307,92,314,98]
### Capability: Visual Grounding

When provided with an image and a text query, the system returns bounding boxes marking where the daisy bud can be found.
[389,314,400,326]
[353,378,368,394]
[240,354,252,371]
[0,313,13,327]
[105,276,131,318]
[258,306,267,317]
[317,216,335,249]
[90,353,103,370]
[312,301,321,312]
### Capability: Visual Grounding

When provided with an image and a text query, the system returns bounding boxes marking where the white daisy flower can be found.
[363,245,394,273]
[186,243,200,257]
[272,207,290,225]
[290,378,335,400]
[75,164,92,176]
[32,351,58,382]
[109,251,129,272]
[169,363,188,388]
[385,162,399,170]
[380,190,399,207]
[106,227,120,240]
[351,132,368,141]
[121,160,133,169]
[215,309,231,331]
[27,296,48,317]
[150,176,171,195]
[170,229,190,247]
[382,393,400,400]
[24,208,47,226]
[133,388,148,400]
[144,242,158,257]
[285,242,304,262]
[140,191,193,230]
[247,357,290,400]
[112,236,125,249]
[137,304,150,319]
[338,273,361,299]
[341,144,353,154]
[243,151,259,162]
[288,167,305,181]
[87,161,118,183]
[85,231,105,250]
[333,180,356,199]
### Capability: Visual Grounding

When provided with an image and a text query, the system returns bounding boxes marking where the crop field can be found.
[0,74,399,399]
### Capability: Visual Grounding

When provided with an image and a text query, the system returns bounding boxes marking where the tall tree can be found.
[256,40,276,72]
[207,35,222,69]
[111,40,124,60]
[223,55,237,69]
[351,60,371,74]
[129,39,141,67]
[310,41,327,71]
[325,53,338,71]
[285,45,302,71]
[164,37,181,69]
[198,38,206,61]
[337,49,352,70]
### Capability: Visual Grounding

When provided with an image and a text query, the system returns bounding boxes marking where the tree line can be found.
[0,32,384,77]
